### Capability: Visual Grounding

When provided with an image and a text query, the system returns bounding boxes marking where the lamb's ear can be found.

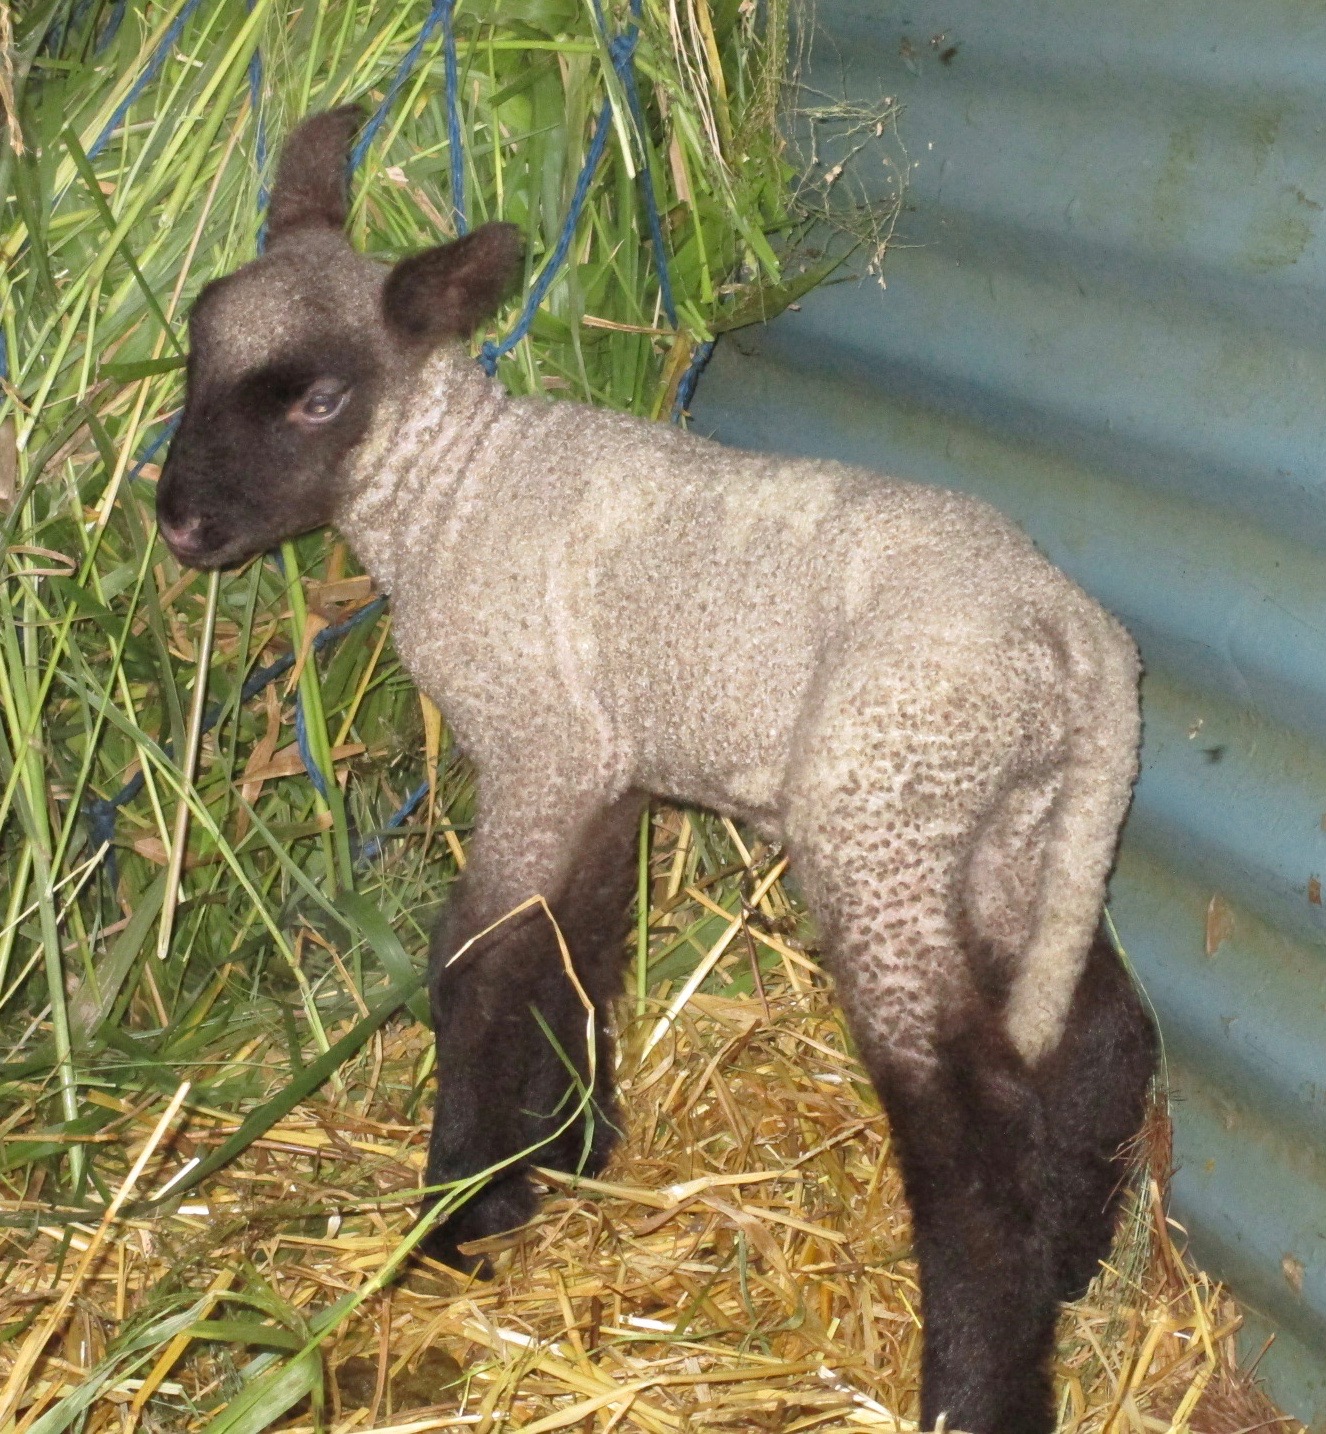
[266,105,363,242]
[382,223,525,343]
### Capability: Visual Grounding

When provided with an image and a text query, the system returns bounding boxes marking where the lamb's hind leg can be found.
[1034,924,1157,1301]
[831,946,1060,1434]
[420,791,644,1268]
[787,677,1076,1429]
[837,910,1152,1430]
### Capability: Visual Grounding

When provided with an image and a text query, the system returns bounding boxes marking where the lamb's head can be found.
[157,106,523,568]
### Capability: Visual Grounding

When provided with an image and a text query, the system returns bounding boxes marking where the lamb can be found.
[155,107,1158,1434]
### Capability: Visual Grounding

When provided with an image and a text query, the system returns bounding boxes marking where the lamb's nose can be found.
[158,514,206,561]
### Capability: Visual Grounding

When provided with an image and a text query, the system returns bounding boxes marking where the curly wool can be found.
[339,344,1140,1068]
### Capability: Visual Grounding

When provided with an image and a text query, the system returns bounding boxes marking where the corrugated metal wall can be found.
[691,1,1326,1423]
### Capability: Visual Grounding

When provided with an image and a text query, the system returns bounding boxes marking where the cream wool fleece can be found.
[338,345,1141,1068]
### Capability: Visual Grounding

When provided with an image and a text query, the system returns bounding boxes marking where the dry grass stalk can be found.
[0,0,19,158]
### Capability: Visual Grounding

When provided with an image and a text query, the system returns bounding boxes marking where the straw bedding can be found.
[0,812,1299,1433]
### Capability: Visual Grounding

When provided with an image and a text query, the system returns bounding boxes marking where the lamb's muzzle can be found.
[157,107,1158,1434]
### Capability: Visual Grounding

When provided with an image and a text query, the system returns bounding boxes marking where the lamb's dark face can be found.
[156,234,387,567]
[156,105,523,569]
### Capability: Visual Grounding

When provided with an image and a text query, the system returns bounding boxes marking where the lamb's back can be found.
[368,383,1120,824]
[517,404,1096,821]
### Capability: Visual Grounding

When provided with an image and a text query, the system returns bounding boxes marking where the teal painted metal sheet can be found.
[691,1,1326,1423]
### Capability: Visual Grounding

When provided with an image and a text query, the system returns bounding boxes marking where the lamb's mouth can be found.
[158,520,256,571]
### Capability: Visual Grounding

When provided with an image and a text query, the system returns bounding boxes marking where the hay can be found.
[0,816,1302,1431]
[0,1,18,158]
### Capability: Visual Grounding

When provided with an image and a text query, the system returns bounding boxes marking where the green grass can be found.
[0,0,836,1425]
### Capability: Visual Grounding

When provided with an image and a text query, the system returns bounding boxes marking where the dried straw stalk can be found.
[0,824,1300,1431]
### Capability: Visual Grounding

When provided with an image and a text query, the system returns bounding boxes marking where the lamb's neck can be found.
[336,347,509,590]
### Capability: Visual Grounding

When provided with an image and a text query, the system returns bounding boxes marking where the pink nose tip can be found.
[159,514,204,556]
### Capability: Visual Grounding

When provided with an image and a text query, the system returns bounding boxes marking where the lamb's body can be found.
[155,112,1157,1434]
[343,350,1139,1069]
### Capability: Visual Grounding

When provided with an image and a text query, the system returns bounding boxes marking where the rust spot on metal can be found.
[1309,876,1322,906]
[1205,893,1235,955]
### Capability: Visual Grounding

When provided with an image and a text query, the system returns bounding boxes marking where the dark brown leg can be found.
[867,1019,1061,1434]
[419,794,644,1268]
[849,928,1155,1432]
[1033,925,1158,1301]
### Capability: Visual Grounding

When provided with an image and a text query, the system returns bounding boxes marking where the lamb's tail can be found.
[1004,604,1141,1066]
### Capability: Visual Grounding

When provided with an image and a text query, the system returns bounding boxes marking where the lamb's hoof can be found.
[415,1224,493,1278]
[415,1169,537,1276]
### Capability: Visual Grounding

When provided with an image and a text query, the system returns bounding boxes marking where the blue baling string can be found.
[479,96,615,376]
[87,0,207,161]
[441,0,466,231]
[350,0,454,176]
[237,14,329,804]
[672,338,715,421]
[591,0,677,327]
[356,778,431,865]
[292,686,329,801]
[351,0,467,232]
[85,597,389,886]
[246,0,271,243]
[87,0,699,874]
[85,1,445,862]
[246,7,334,804]
[481,0,678,373]
[619,54,677,329]
[128,416,179,483]
[95,1,128,55]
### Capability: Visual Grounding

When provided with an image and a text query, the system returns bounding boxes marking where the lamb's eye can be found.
[294,384,349,425]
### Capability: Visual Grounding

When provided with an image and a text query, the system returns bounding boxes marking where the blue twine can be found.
[125,416,179,485]
[246,0,270,241]
[87,0,207,161]
[349,0,464,232]
[291,686,328,800]
[245,598,388,708]
[618,57,677,328]
[350,0,455,178]
[248,25,325,791]
[481,0,678,372]
[84,596,389,885]
[594,0,676,327]
[479,96,614,376]
[441,0,465,231]
[355,778,431,866]
[256,0,437,803]
[671,337,714,423]
[96,1,128,55]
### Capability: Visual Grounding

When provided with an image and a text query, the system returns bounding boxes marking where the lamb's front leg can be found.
[419,786,644,1269]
